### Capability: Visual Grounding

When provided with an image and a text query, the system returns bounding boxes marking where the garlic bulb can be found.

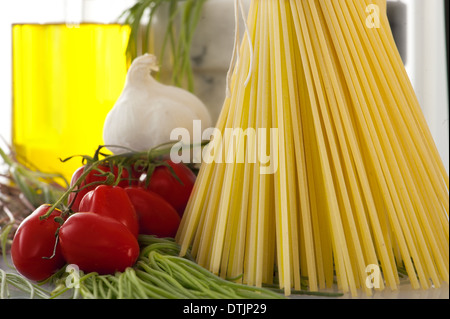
[103,54,212,154]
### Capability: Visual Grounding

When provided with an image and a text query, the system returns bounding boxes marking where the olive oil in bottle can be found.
[12,23,130,182]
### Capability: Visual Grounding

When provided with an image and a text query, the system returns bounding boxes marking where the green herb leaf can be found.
[119,0,207,92]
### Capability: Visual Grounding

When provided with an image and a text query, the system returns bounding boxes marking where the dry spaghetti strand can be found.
[176,0,449,297]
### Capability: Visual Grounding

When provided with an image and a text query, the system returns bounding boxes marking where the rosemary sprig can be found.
[0,146,67,211]
[119,0,207,92]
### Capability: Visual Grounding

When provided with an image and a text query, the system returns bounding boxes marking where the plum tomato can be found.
[125,187,180,238]
[142,160,196,217]
[58,213,139,275]
[67,164,132,212]
[78,185,139,238]
[11,205,66,281]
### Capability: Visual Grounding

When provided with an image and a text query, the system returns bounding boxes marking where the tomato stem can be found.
[41,235,60,260]
[40,141,208,221]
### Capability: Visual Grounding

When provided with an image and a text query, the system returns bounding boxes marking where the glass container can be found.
[11,0,133,182]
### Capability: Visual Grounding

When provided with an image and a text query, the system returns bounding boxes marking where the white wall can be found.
[401,0,449,173]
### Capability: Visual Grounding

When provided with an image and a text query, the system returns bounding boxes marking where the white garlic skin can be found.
[103,54,212,154]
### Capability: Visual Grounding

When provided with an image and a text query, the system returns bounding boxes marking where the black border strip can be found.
[446,0,449,108]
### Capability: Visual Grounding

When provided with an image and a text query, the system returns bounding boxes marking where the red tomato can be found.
[11,205,66,281]
[125,187,180,238]
[142,160,196,217]
[58,213,139,275]
[67,164,132,212]
[78,185,139,238]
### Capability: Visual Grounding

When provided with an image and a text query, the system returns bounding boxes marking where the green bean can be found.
[134,271,177,299]
[0,270,51,299]
[124,268,147,299]
[164,255,285,299]
[97,276,118,298]
[98,279,112,299]
[34,235,288,299]
[117,271,125,299]
[137,261,196,299]
[79,282,96,299]
[91,275,98,299]
[96,277,115,299]
[154,254,237,298]
[0,270,6,299]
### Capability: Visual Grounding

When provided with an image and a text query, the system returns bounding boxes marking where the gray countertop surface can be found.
[1,254,448,300]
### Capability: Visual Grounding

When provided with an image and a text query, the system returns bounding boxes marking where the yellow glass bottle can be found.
[12,21,129,183]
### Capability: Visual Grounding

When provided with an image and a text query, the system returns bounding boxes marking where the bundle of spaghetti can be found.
[175,0,449,297]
